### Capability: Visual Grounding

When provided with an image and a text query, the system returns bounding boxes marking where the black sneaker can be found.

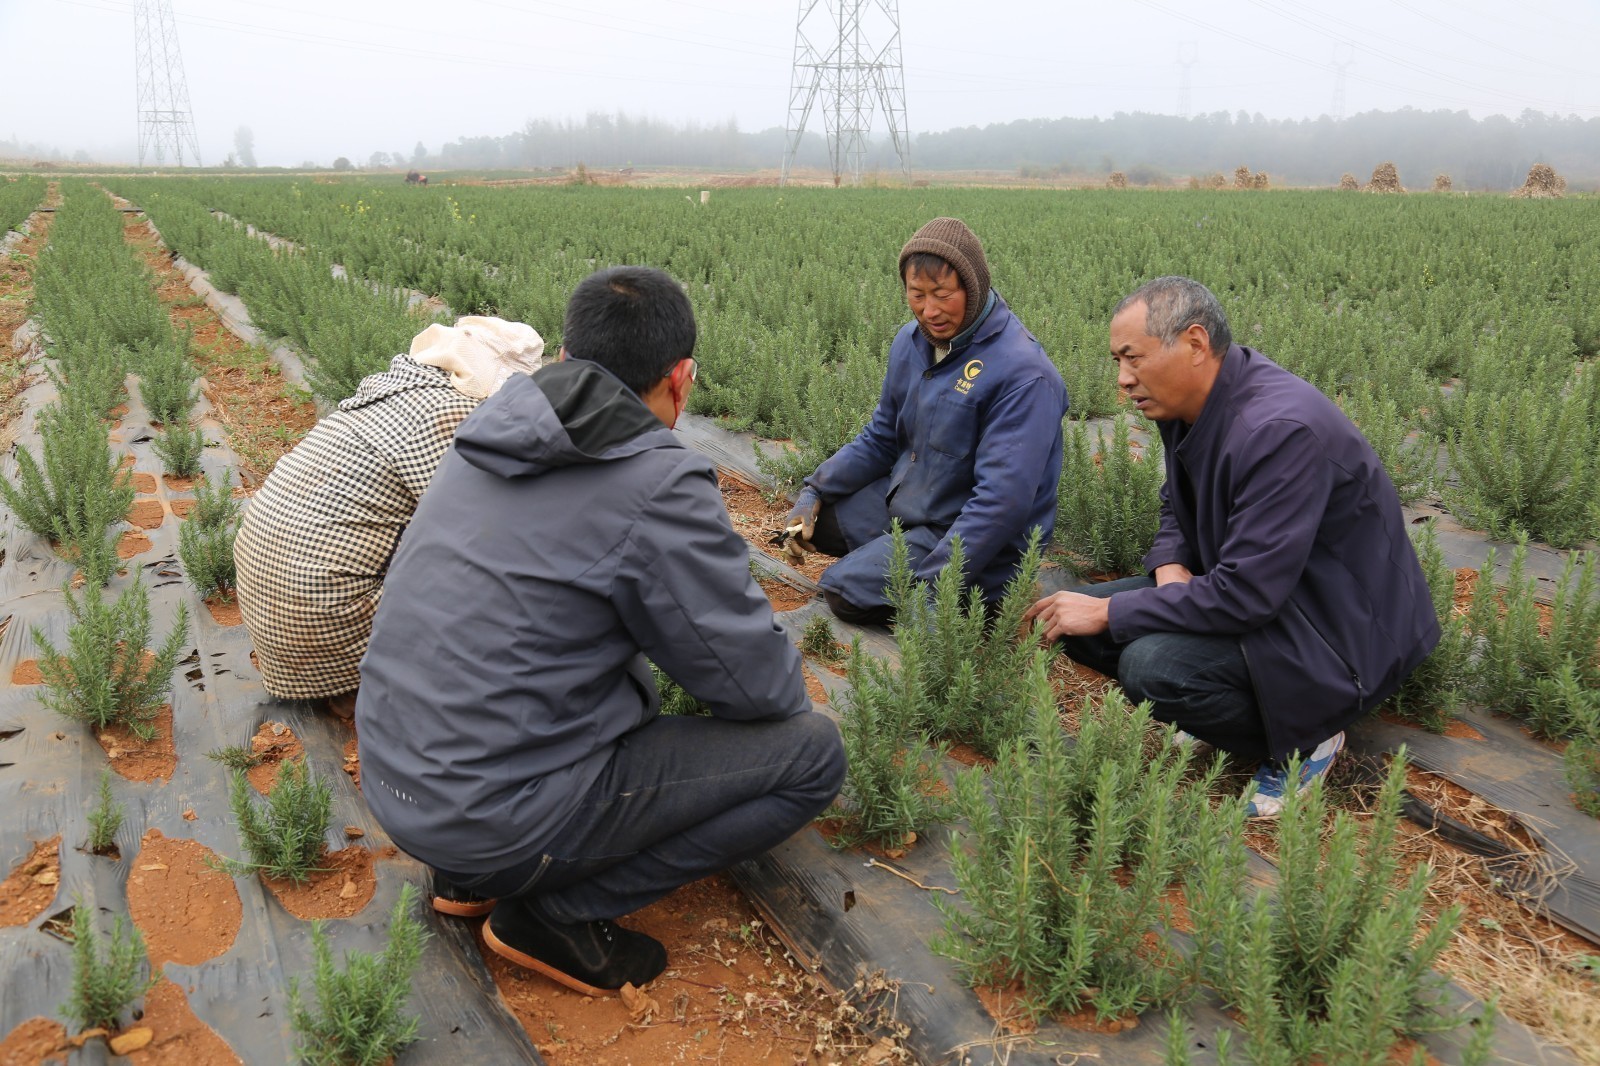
[432,873,497,918]
[483,896,667,996]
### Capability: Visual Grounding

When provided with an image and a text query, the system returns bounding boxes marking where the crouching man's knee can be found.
[788,710,847,806]
[824,590,895,627]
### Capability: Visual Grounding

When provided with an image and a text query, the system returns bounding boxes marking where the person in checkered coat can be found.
[234,317,544,713]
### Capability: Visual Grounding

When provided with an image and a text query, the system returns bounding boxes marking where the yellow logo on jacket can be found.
[954,359,983,395]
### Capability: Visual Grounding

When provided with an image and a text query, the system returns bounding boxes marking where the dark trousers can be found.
[810,503,898,626]
[1057,576,1269,760]
[437,711,845,923]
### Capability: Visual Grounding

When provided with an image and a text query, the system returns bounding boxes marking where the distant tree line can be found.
[415,107,1599,189]
[914,108,1600,189]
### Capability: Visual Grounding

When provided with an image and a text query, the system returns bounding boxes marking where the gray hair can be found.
[1113,276,1232,355]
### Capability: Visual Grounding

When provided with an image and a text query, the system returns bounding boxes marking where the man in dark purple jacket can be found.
[1026,276,1438,817]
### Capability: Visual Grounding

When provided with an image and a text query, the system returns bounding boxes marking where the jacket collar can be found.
[1172,343,1247,456]
[913,291,1010,365]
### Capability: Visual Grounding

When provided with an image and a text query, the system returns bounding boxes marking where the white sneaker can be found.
[1171,729,1214,756]
[1245,732,1345,819]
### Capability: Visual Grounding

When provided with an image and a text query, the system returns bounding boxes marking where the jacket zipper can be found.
[1286,599,1365,714]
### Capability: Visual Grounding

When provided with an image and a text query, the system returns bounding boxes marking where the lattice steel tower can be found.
[781,0,911,187]
[134,0,202,167]
[1330,42,1355,122]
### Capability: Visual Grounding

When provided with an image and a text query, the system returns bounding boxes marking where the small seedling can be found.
[179,470,242,601]
[1388,524,1473,731]
[47,335,127,421]
[206,744,264,771]
[651,662,710,717]
[935,685,1222,1022]
[1054,417,1165,577]
[187,469,243,529]
[1188,749,1463,1063]
[61,900,160,1032]
[32,578,190,741]
[1468,541,1600,739]
[86,769,124,855]
[826,636,952,849]
[1565,705,1600,819]
[799,614,842,662]
[50,476,127,588]
[179,512,238,601]
[135,331,198,426]
[152,421,206,478]
[0,392,134,574]
[219,758,332,883]
[289,882,430,1066]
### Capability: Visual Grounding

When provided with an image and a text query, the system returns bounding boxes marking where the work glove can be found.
[780,489,822,562]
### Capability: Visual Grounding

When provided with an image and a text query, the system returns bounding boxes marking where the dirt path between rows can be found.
[0,183,59,443]
[117,204,317,486]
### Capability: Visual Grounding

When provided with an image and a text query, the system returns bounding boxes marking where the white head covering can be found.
[409,316,545,399]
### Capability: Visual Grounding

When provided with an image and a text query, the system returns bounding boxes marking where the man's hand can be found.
[1154,563,1194,587]
[1022,591,1112,643]
[782,491,822,560]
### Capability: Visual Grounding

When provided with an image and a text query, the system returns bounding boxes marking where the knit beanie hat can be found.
[410,316,545,398]
[898,217,992,338]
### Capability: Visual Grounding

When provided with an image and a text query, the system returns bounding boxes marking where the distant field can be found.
[97,176,1600,548]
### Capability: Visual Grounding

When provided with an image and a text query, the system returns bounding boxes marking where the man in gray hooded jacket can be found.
[356,266,845,996]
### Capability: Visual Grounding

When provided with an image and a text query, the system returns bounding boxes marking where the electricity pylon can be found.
[134,0,202,167]
[1331,42,1355,122]
[781,0,911,187]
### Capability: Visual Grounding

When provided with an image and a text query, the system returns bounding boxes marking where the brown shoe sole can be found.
[482,921,610,997]
[432,895,497,918]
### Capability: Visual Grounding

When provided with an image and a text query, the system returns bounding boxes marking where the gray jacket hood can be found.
[453,359,669,479]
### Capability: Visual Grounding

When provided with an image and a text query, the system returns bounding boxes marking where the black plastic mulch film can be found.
[1,194,1589,1065]
[0,209,541,1062]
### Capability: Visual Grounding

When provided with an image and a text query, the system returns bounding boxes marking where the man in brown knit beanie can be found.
[784,217,1069,623]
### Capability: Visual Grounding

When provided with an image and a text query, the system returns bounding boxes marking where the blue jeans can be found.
[437,711,845,923]
[1056,576,1269,760]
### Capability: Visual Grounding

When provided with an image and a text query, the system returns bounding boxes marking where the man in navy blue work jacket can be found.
[785,217,1069,624]
[1025,276,1438,818]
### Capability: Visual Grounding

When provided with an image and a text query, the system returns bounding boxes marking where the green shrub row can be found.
[1394,525,1600,765]
[105,181,441,406]
[0,183,208,579]
[0,175,47,236]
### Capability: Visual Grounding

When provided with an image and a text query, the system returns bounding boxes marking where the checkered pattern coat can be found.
[235,355,481,699]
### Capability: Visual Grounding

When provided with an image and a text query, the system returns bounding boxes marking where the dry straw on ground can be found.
[1339,173,1360,190]
[1107,171,1128,189]
[1433,174,1454,193]
[1251,171,1270,189]
[1365,161,1405,193]
[1512,163,1566,199]
[1233,165,1252,189]
[1204,172,1227,190]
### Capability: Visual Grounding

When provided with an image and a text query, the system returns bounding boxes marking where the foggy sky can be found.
[3,0,1597,167]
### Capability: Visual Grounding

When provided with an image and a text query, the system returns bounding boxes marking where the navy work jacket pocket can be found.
[926,391,980,458]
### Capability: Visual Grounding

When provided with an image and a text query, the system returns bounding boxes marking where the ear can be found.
[668,358,695,403]
[1182,323,1212,364]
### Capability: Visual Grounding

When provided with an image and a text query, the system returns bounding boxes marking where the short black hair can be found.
[901,251,960,286]
[562,266,697,394]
